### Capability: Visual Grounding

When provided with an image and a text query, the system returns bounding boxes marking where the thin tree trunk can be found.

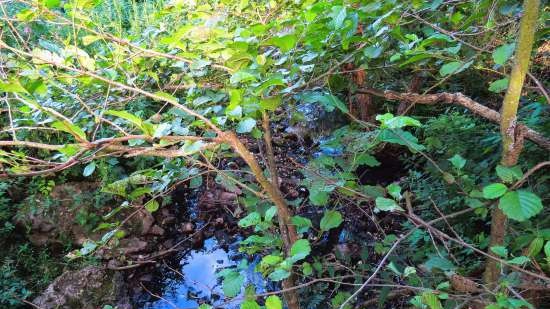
[484,0,540,286]
[223,131,300,309]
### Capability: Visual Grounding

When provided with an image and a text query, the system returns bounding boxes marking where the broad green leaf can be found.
[527,237,544,257]
[260,96,282,111]
[82,35,101,46]
[145,199,159,213]
[490,246,508,258]
[268,269,290,281]
[290,239,311,261]
[291,216,312,234]
[0,79,29,94]
[105,110,144,129]
[83,162,96,177]
[482,183,507,199]
[492,43,515,65]
[154,91,179,104]
[230,71,257,84]
[265,295,282,309]
[448,154,466,169]
[236,118,257,133]
[267,34,297,52]
[181,140,205,155]
[238,212,261,228]
[439,61,462,76]
[240,300,260,309]
[544,241,550,259]
[422,291,443,309]
[424,256,456,272]
[488,78,509,93]
[507,256,530,265]
[495,165,523,183]
[302,92,348,113]
[320,210,343,231]
[32,48,64,65]
[375,197,404,212]
[51,121,87,141]
[364,45,383,58]
[376,113,421,129]
[498,190,543,221]
[387,183,401,200]
[222,271,244,298]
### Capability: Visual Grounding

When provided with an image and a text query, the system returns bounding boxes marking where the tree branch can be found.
[356,88,550,151]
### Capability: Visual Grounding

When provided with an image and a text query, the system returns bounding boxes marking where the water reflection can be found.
[143,237,266,309]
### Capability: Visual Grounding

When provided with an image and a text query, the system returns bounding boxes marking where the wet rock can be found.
[180,222,195,233]
[33,266,130,309]
[149,225,165,236]
[118,237,148,255]
[132,209,155,235]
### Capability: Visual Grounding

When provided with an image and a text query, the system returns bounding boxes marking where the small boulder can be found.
[33,266,130,309]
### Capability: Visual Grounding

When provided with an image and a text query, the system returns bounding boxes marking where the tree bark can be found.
[484,0,540,286]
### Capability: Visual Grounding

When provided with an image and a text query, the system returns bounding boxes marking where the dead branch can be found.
[357,88,550,151]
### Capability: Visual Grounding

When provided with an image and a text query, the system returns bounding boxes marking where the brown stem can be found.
[222,131,300,309]
[356,88,550,150]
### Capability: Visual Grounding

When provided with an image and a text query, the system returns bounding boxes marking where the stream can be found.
[137,192,272,309]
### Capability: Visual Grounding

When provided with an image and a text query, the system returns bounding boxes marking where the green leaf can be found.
[448,154,466,169]
[488,78,509,93]
[492,43,515,65]
[145,200,159,213]
[422,291,443,309]
[376,113,421,129]
[544,241,550,259]
[181,140,206,155]
[268,269,290,281]
[154,91,179,104]
[482,183,507,199]
[387,183,402,200]
[375,197,404,212]
[439,61,462,76]
[291,216,312,234]
[290,239,311,261]
[82,35,101,46]
[309,188,329,206]
[260,96,282,111]
[83,162,96,177]
[527,237,544,257]
[490,246,508,258]
[265,295,283,309]
[495,165,523,183]
[105,110,145,132]
[238,212,261,228]
[364,45,383,58]
[507,256,530,265]
[267,34,297,52]
[236,118,257,133]
[198,305,212,309]
[51,121,87,141]
[240,300,260,309]
[320,210,343,231]
[230,71,257,84]
[222,271,244,298]
[0,79,29,94]
[498,190,543,221]
[302,92,348,113]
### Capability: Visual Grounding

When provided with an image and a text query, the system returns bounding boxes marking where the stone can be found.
[33,266,130,309]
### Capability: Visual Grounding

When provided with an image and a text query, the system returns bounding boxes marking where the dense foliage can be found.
[0,0,548,308]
